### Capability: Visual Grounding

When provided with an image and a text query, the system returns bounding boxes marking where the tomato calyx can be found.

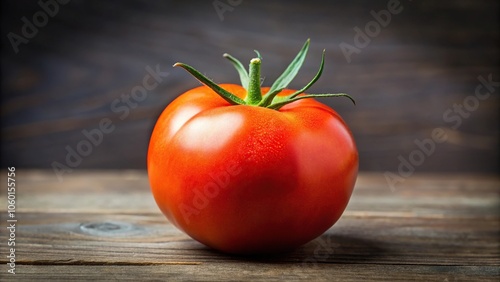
[173,39,355,110]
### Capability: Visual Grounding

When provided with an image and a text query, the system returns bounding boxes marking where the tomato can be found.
[148,40,358,254]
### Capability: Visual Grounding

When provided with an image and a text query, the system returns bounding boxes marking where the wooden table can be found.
[1,171,499,281]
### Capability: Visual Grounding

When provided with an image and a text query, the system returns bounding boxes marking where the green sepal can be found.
[253,50,262,60]
[266,39,310,96]
[288,49,326,99]
[268,93,355,110]
[260,48,325,107]
[223,53,249,90]
[173,62,246,105]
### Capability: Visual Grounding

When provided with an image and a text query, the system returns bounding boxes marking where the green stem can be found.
[245,58,262,105]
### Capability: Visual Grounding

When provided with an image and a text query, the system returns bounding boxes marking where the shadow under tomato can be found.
[197,233,386,264]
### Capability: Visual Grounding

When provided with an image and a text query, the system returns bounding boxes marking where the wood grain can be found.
[3,265,499,282]
[0,170,498,280]
[1,212,498,266]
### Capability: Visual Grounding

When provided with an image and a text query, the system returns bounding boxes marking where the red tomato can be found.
[148,40,358,254]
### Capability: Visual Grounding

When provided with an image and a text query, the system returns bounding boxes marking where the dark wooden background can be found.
[1,0,498,174]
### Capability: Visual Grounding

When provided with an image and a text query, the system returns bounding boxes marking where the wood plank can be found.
[1,265,499,282]
[0,211,497,266]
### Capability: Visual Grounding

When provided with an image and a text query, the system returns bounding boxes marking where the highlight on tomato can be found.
[148,39,358,254]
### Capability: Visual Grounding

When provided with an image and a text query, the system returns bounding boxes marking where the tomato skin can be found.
[148,84,358,254]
